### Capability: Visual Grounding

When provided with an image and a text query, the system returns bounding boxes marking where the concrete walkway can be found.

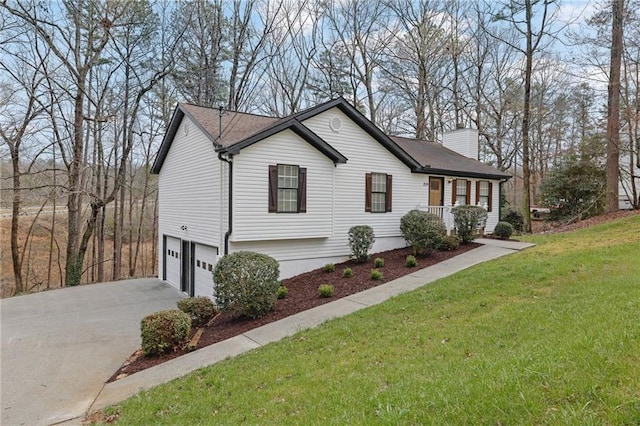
[1,279,183,426]
[85,239,534,422]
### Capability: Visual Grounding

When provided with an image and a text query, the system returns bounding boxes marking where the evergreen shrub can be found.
[213,251,280,319]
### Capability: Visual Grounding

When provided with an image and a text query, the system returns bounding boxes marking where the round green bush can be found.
[277,285,288,299]
[140,310,191,356]
[502,208,524,232]
[342,268,353,278]
[400,210,447,255]
[213,251,280,319]
[437,235,461,251]
[374,257,385,268]
[451,205,488,243]
[370,269,383,280]
[177,296,217,327]
[406,255,417,267]
[324,263,335,273]
[318,284,334,298]
[493,221,514,240]
[348,225,375,262]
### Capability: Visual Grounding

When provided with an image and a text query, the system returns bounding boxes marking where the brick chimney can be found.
[442,128,479,160]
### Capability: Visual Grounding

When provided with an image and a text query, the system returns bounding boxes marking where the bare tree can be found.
[487,0,561,232]
[606,0,624,213]
[321,0,394,122]
[0,15,47,294]
[171,0,226,107]
[259,0,319,116]
[381,0,450,140]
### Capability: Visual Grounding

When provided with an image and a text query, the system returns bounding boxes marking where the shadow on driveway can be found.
[1,279,183,426]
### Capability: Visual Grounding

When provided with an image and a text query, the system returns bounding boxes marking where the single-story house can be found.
[151,97,510,297]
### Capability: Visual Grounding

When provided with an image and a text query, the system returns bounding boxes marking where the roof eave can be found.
[415,167,512,180]
[224,118,348,164]
[150,107,183,174]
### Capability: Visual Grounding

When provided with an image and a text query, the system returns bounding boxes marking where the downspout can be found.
[215,104,232,256]
[218,151,232,255]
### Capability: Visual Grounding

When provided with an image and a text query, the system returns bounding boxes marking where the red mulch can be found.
[109,243,480,382]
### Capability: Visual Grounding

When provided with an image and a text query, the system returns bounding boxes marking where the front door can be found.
[429,177,444,206]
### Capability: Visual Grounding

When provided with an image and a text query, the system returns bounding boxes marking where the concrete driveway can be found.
[1,279,183,426]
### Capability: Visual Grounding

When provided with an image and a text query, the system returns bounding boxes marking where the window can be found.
[365,173,392,213]
[452,179,471,205]
[476,181,493,211]
[268,164,307,213]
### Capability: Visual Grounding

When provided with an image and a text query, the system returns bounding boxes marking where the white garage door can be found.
[193,243,218,298]
[165,236,181,290]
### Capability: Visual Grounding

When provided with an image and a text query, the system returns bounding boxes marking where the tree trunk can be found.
[65,78,86,286]
[521,0,534,233]
[606,0,623,213]
[10,154,23,295]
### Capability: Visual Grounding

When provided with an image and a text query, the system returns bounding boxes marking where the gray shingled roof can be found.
[180,103,279,147]
[391,136,510,179]
[152,99,510,181]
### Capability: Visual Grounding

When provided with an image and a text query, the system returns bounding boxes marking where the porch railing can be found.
[414,204,455,234]
[415,203,489,235]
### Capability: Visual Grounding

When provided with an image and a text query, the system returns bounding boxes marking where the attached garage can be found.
[163,235,218,298]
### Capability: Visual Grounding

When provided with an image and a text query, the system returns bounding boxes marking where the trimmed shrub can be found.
[324,263,335,273]
[348,225,375,263]
[437,235,461,251]
[371,269,383,280]
[141,310,191,356]
[400,209,447,255]
[374,257,385,268]
[494,221,514,240]
[451,205,488,244]
[318,284,334,298]
[502,208,524,233]
[177,297,217,327]
[213,251,280,319]
[277,285,288,299]
[342,268,353,278]
[406,255,417,267]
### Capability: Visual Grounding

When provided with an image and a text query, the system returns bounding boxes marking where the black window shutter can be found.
[298,167,307,213]
[365,173,372,212]
[385,174,393,212]
[466,180,472,204]
[268,165,277,213]
[451,179,457,205]
[475,181,480,205]
[488,182,493,212]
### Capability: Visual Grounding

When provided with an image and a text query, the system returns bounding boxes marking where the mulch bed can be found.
[109,243,480,382]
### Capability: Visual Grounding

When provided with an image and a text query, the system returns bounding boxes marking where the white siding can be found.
[231,129,335,241]
[229,108,426,276]
[442,129,479,160]
[157,118,222,284]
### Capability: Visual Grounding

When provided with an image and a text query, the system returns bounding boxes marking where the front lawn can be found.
[97,214,640,425]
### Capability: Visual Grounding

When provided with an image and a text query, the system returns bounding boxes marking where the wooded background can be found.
[1,0,637,296]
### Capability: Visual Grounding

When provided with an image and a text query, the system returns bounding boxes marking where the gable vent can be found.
[329,116,342,132]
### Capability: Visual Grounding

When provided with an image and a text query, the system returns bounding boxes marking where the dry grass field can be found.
[1,213,156,298]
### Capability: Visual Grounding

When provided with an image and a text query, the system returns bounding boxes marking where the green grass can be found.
[103,215,640,425]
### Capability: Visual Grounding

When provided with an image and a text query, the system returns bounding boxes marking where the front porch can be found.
[414,203,489,235]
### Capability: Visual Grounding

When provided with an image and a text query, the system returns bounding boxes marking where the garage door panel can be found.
[193,244,218,298]
[165,236,181,290]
